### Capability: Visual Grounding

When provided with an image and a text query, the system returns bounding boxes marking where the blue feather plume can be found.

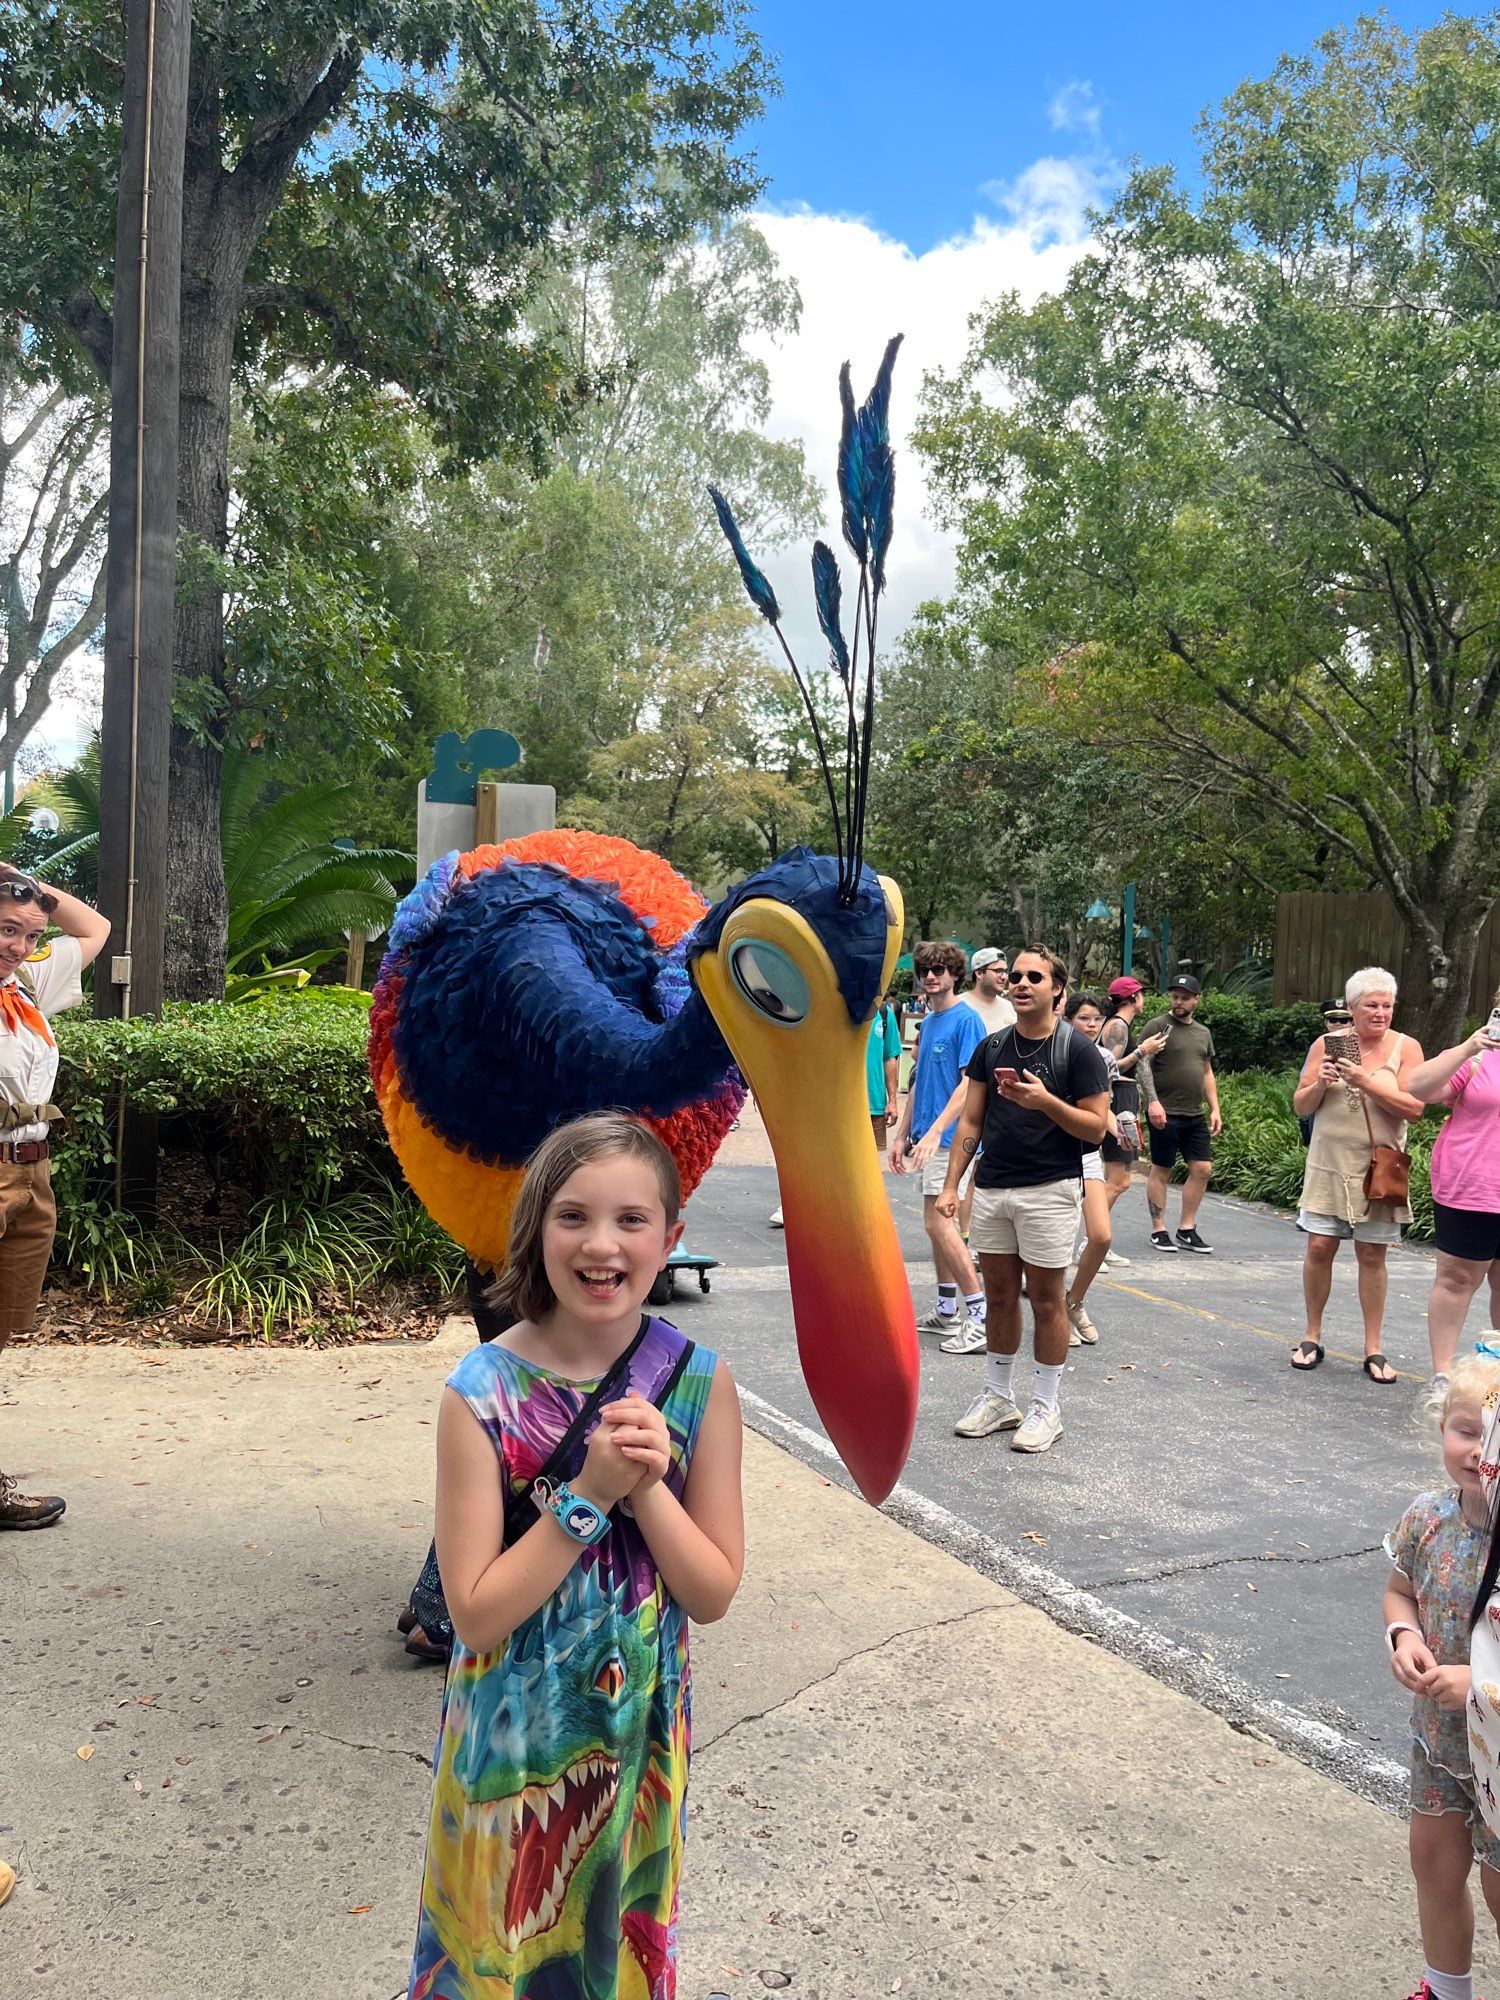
[811,541,850,680]
[706,484,781,625]
[836,364,866,564]
[835,335,904,592]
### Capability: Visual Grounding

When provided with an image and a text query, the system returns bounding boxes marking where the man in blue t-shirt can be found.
[890,941,988,1348]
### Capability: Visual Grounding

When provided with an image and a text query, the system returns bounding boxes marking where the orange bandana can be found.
[0,980,52,1046]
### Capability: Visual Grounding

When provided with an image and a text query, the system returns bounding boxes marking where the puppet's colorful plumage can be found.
[370,340,918,1504]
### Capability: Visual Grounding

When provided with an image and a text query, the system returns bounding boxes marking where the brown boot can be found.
[0,1470,64,1529]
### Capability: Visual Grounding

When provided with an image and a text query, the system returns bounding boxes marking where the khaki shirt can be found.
[3,935,84,1141]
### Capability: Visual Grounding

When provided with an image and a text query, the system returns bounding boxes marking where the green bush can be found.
[53,986,387,1215]
[1140,992,1326,1072]
[1210,1068,1438,1239]
[46,988,463,1333]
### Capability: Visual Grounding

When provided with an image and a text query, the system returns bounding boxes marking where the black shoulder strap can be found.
[1050,1017,1080,1102]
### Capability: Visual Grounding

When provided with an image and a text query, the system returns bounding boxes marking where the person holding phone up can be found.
[1408,986,1500,1395]
[936,945,1109,1457]
[1289,965,1425,1384]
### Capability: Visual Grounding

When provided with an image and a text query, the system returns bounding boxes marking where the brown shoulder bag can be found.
[1360,1080,1412,1206]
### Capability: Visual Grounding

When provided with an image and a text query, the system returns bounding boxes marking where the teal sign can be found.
[425,729,522,805]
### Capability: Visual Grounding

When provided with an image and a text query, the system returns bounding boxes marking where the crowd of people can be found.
[878,941,1500,1455]
[883,938,1500,1999]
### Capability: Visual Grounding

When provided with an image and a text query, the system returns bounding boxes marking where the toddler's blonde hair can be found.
[1428,1350,1500,1444]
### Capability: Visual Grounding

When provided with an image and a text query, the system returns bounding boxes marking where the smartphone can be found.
[1325,1029,1359,1067]
[1486,1005,1500,1043]
[995,1066,1020,1086]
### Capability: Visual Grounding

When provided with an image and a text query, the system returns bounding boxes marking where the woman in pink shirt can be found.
[1411,992,1500,1391]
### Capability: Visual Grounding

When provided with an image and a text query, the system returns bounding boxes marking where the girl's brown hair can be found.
[487,1113,682,1326]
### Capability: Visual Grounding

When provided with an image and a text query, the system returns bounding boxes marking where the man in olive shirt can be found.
[1140,973,1223,1253]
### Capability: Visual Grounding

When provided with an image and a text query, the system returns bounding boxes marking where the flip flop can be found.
[1289,1340,1325,1371]
[1363,1352,1398,1385]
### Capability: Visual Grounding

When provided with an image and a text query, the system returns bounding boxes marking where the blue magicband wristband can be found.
[534,1478,610,1546]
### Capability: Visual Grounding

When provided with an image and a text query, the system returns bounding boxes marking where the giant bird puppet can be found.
[369,338,918,1505]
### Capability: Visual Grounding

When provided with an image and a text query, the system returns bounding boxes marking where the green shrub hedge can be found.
[1138,993,1326,1072]
[48,989,462,1331]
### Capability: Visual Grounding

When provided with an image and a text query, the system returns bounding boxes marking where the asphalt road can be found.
[664,1158,1458,1798]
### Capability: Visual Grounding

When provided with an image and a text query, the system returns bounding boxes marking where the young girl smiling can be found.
[408,1113,744,2000]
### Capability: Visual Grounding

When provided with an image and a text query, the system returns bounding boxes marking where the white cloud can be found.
[745,192,1096,667]
[1048,80,1102,140]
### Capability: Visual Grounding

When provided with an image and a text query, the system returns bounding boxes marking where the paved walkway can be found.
[3,1314,1428,1999]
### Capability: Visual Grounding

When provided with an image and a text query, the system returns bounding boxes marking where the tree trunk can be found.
[163,259,235,999]
[1398,904,1484,1055]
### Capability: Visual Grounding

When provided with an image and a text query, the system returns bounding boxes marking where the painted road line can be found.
[739,1386,1409,1813]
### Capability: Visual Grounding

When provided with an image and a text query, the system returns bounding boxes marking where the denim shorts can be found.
[1297,1209,1401,1246]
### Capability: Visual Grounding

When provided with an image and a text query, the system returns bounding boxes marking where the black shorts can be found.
[1433,1201,1500,1265]
[1148,1112,1213,1168]
[1100,1133,1135,1165]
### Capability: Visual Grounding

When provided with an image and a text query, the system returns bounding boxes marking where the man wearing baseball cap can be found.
[1138,973,1222,1252]
[966,948,1016,1036]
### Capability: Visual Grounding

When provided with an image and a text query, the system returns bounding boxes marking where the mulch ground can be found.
[22,1148,457,1348]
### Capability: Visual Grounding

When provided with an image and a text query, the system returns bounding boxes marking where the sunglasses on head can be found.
[1007,968,1048,985]
[0,875,56,915]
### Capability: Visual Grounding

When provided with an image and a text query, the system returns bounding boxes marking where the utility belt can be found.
[0,1137,48,1164]
[0,1100,61,1165]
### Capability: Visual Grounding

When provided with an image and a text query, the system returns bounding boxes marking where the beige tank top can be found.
[1301,1033,1411,1225]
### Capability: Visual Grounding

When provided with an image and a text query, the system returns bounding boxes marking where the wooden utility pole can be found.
[95,0,191,1206]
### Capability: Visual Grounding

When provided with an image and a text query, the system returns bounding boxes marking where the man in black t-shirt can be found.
[936,944,1109,1456]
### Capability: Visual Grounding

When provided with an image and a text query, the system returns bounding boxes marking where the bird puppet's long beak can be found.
[692,878,917,1503]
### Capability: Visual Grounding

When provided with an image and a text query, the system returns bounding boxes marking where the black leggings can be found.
[408,1260,514,1647]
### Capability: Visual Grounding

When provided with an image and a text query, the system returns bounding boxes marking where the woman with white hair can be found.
[1288,966,1425,1382]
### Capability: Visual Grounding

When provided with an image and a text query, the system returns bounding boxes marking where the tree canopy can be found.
[916,13,1500,1043]
[0,0,776,994]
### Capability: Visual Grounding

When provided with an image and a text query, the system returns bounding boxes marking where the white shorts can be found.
[969,1180,1083,1267]
[919,1147,974,1197]
[1082,1151,1104,1185]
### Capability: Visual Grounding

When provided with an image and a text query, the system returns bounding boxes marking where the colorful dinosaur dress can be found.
[409,1317,718,2000]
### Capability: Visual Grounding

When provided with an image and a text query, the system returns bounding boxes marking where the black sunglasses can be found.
[0,876,55,915]
[1007,968,1048,985]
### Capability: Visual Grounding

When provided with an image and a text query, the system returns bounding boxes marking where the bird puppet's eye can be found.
[729,940,810,1024]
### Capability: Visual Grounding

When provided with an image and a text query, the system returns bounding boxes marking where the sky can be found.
[739,1,1442,661]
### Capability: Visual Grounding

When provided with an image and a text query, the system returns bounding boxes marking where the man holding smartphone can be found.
[1139,973,1222,1252]
[936,944,1109,1454]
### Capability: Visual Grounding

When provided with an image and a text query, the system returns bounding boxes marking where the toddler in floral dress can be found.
[1385,1354,1500,2000]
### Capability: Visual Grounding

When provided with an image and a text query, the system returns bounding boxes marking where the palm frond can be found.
[218,748,269,860]
[222,781,362,901]
[227,888,398,966]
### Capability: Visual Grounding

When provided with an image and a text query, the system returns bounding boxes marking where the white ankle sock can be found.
[986,1353,1015,1400]
[964,1290,986,1319]
[1032,1363,1065,1413]
[937,1283,958,1317]
[1423,1967,1473,2000]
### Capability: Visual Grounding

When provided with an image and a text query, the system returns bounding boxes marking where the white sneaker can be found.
[939,1316,987,1355]
[1011,1403,1063,1454]
[916,1305,959,1336]
[954,1389,1023,1437]
[769,1205,784,1228]
[1101,1249,1131,1270]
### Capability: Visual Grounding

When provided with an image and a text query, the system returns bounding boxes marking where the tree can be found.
[1,0,773,996]
[563,609,817,883]
[267,220,818,847]
[916,14,1500,1046]
[0,325,106,777]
